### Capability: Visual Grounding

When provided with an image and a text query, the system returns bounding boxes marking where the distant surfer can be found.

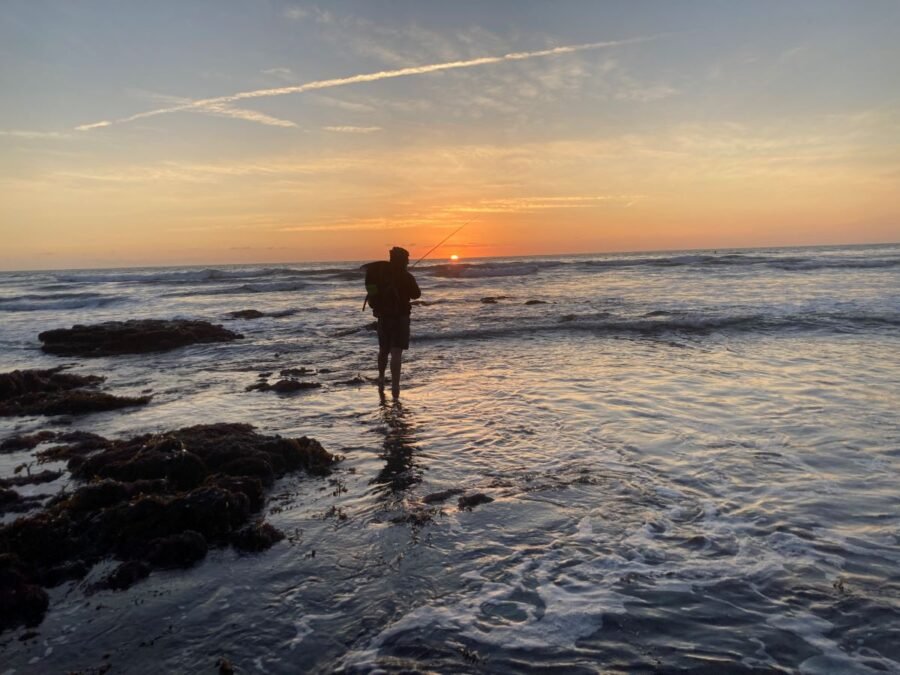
[364,247,421,399]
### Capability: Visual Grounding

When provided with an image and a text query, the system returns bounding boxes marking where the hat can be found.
[390,246,410,263]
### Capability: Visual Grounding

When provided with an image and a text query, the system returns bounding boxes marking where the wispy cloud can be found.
[75,121,112,131]
[449,195,644,213]
[323,125,381,133]
[0,129,71,139]
[75,36,659,131]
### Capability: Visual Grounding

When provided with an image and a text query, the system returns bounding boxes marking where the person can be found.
[376,246,421,399]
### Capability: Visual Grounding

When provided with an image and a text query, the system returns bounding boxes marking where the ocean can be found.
[1,243,899,673]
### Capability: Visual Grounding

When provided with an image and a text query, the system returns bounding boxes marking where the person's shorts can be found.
[377,315,411,350]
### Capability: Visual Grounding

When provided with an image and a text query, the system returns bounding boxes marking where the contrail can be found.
[76,36,656,130]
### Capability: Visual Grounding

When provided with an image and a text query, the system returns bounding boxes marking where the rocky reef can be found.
[38,319,242,357]
[0,368,151,417]
[0,422,337,632]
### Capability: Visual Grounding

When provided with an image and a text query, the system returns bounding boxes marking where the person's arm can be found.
[407,272,421,300]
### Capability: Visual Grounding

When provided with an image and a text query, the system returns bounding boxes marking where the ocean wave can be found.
[0,293,123,312]
[426,262,545,279]
[420,252,900,278]
[412,311,900,342]
[53,265,359,286]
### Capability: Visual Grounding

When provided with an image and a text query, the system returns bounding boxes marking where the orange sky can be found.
[1,2,898,270]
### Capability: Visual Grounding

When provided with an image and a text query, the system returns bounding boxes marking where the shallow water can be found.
[1,244,899,673]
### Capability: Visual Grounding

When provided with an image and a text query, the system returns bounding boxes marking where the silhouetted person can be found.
[376,246,421,398]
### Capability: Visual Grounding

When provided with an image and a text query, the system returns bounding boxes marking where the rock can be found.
[0,423,338,631]
[0,431,56,453]
[146,530,208,568]
[458,493,494,510]
[246,379,321,393]
[0,490,44,515]
[231,521,285,552]
[279,367,313,377]
[38,319,242,357]
[0,556,49,631]
[228,309,265,320]
[0,369,150,418]
[99,560,151,591]
[481,296,511,304]
[525,300,547,305]
[422,488,465,504]
[0,470,63,489]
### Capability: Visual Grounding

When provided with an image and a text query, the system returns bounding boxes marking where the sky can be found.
[1,1,899,270]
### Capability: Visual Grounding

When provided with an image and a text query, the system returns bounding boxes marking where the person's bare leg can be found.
[390,347,403,398]
[377,348,389,390]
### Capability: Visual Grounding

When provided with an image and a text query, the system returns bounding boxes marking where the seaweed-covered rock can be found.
[0,431,56,453]
[0,470,63,489]
[228,310,265,320]
[245,379,321,393]
[146,531,208,568]
[99,561,151,591]
[0,423,337,630]
[38,319,242,357]
[458,493,494,510]
[0,555,49,631]
[231,521,285,552]
[0,368,150,418]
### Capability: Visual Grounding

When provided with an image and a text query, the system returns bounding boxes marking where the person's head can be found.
[390,246,410,269]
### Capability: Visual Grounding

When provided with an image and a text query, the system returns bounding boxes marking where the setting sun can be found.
[450,254,459,261]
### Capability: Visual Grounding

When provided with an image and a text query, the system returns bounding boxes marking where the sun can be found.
[450,254,459,261]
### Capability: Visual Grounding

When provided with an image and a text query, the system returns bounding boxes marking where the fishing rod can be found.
[410,220,471,268]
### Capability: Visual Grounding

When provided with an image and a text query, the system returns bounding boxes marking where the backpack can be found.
[362,261,401,317]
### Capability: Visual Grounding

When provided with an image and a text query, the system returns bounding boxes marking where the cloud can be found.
[262,67,295,81]
[75,121,112,131]
[323,125,381,133]
[449,195,644,213]
[0,129,71,139]
[283,7,308,20]
[74,36,659,131]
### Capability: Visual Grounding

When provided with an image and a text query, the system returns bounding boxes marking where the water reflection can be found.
[370,398,422,499]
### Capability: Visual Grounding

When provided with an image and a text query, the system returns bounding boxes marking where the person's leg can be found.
[390,347,403,398]
[377,347,389,389]
[376,318,389,389]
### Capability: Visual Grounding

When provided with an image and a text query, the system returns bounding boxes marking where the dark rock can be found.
[205,475,265,511]
[0,368,103,400]
[0,489,44,515]
[0,470,63,488]
[1,431,56,453]
[0,556,49,631]
[0,423,338,631]
[0,369,150,418]
[66,480,131,512]
[481,296,511,304]
[146,530,208,568]
[166,452,207,490]
[525,300,548,305]
[219,456,275,486]
[100,561,151,591]
[231,521,285,552]
[228,310,265,320]
[217,657,235,675]
[279,367,313,377]
[458,493,494,510]
[422,488,465,504]
[559,314,577,322]
[246,379,321,393]
[38,319,242,357]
